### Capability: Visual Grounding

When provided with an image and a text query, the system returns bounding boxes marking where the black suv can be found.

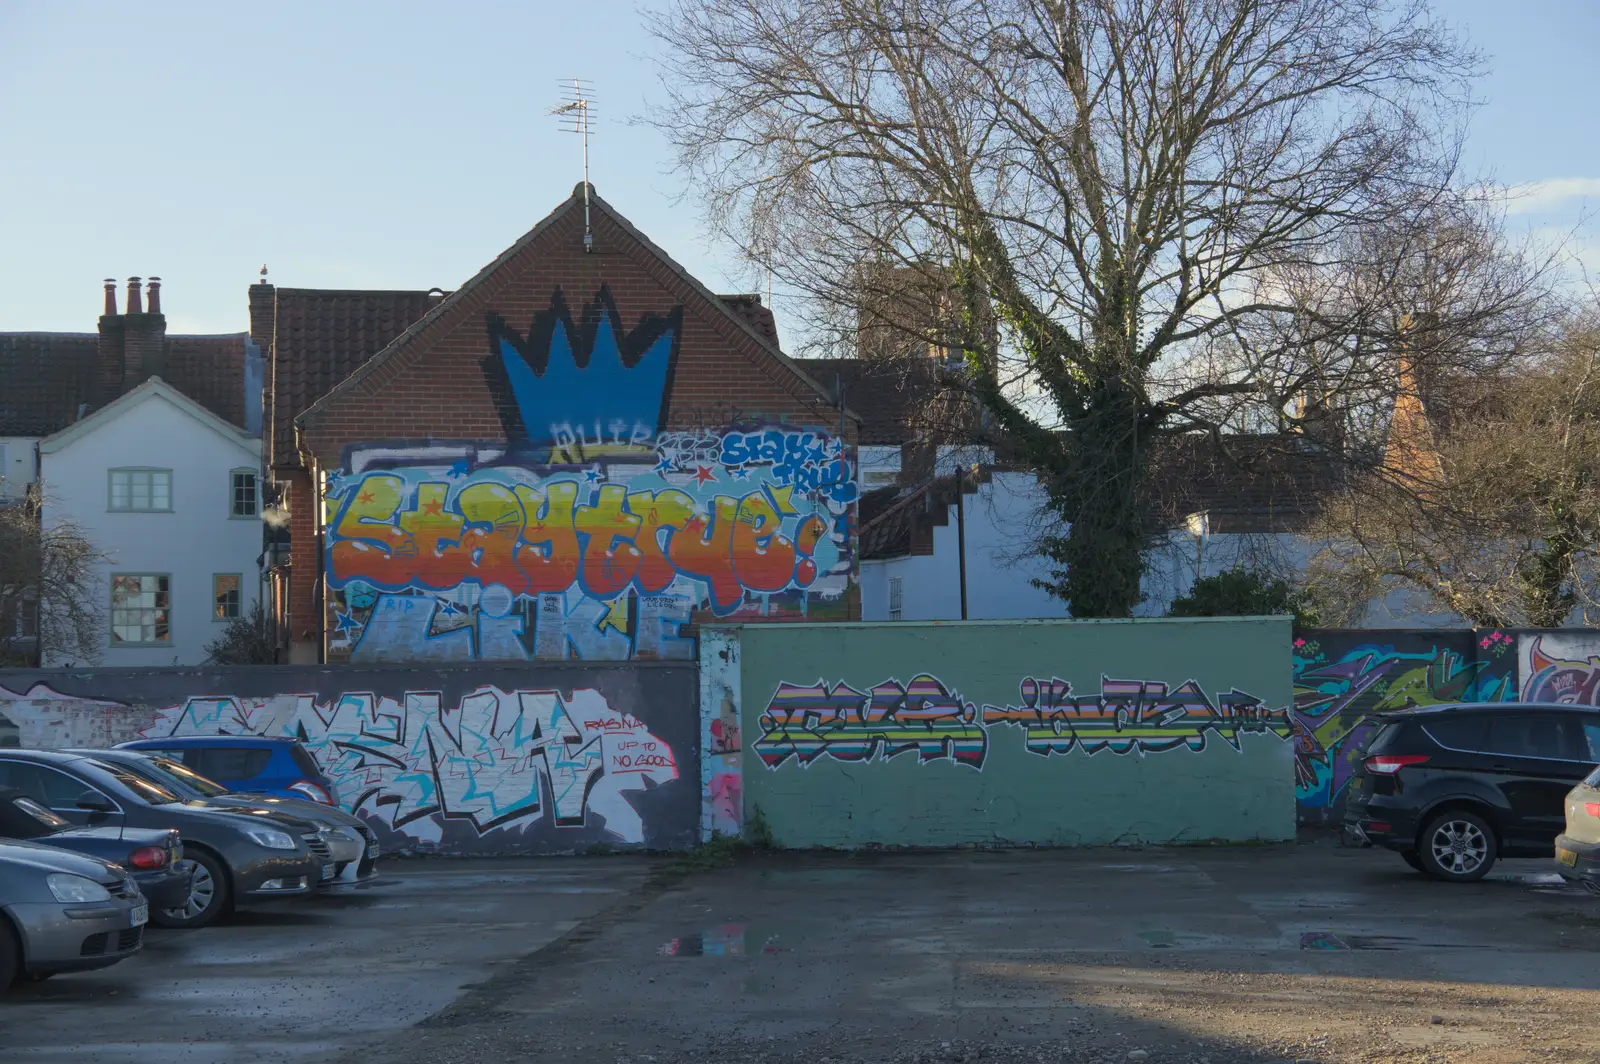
[1344,702,1600,881]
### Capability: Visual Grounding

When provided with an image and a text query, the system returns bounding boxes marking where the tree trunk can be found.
[1054,380,1151,617]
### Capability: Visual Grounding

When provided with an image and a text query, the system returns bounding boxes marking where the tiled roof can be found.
[716,294,780,348]
[167,335,248,428]
[268,288,438,466]
[0,334,99,436]
[793,356,967,445]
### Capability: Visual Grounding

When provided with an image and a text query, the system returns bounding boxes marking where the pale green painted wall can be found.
[734,617,1294,848]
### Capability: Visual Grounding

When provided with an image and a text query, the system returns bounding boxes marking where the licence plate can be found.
[320,863,336,880]
[367,842,379,859]
[1558,848,1579,867]
[129,903,148,928]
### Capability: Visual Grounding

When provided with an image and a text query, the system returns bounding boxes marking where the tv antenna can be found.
[552,79,596,253]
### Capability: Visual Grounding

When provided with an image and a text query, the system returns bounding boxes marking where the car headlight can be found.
[47,873,112,903]
[245,827,297,850]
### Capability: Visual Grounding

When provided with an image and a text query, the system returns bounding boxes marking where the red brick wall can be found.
[298,206,850,462]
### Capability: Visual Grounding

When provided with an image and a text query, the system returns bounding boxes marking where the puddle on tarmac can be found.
[760,869,877,884]
[1138,929,1229,949]
[1298,931,1474,951]
[658,924,784,956]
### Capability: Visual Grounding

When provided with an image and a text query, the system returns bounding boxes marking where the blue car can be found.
[115,737,338,806]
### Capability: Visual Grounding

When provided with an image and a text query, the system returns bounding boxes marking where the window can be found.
[888,576,904,621]
[111,574,171,644]
[1486,713,1573,761]
[214,573,242,620]
[1582,720,1600,763]
[231,469,258,517]
[0,761,97,808]
[184,746,273,781]
[109,468,172,511]
[1422,716,1489,751]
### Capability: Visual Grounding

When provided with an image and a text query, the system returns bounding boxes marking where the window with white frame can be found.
[213,574,242,620]
[111,574,171,644]
[109,468,172,512]
[888,576,904,621]
[230,469,258,517]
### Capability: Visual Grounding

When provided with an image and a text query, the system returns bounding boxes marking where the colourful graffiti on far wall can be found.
[1289,629,1600,822]
[0,681,682,846]
[754,673,1292,770]
[322,286,857,663]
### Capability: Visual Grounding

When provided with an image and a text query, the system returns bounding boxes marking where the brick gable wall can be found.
[298,207,844,463]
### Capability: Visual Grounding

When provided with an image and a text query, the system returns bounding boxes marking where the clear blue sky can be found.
[1,0,1595,342]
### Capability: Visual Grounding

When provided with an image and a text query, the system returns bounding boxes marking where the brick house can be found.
[257,183,859,664]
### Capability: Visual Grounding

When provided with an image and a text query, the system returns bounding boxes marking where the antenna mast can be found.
[552,79,596,253]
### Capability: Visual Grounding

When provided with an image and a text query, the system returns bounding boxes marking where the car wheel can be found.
[0,921,18,992]
[1401,850,1424,871]
[1418,811,1497,882]
[149,850,230,929]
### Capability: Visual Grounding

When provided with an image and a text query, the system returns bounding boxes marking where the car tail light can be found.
[128,847,168,870]
[1586,802,1600,818]
[287,780,334,804]
[1364,754,1430,775]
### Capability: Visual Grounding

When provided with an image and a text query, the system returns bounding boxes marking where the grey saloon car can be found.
[0,750,328,929]
[77,749,380,882]
[0,838,147,991]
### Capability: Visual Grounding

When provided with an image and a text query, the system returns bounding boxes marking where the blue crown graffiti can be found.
[485,286,682,449]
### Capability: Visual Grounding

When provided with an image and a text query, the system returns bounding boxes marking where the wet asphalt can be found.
[4,845,1600,1063]
[0,857,655,1064]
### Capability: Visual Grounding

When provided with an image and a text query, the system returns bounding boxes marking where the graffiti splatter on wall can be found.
[0,663,699,854]
[1289,628,1600,824]
[722,617,1298,848]
[324,287,856,663]
[753,674,1290,769]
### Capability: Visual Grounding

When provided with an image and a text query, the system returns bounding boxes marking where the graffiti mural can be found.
[0,663,700,853]
[1519,633,1600,703]
[137,686,675,844]
[1291,631,1517,822]
[324,287,856,663]
[753,674,1290,770]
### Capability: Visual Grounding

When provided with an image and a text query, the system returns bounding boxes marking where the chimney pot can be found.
[126,276,143,315]
[103,278,118,317]
[146,277,162,315]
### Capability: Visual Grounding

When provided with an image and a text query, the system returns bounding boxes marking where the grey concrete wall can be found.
[0,662,699,854]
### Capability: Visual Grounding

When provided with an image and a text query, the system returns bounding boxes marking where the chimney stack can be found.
[103,278,118,316]
[126,276,143,315]
[146,277,161,315]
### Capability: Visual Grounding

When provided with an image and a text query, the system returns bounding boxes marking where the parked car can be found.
[0,750,329,929]
[116,736,338,805]
[0,838,147,991]
[1345,702,1600,882]
[0,786,190,911]
[1555,766,1600,894]
[78,749,378,882]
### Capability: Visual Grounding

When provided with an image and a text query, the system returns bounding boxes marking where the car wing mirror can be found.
[75,791,116,813]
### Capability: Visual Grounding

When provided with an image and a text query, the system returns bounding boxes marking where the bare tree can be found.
[0,488,107,667]
[648,0,1547,616]
[1307,309,1600,628]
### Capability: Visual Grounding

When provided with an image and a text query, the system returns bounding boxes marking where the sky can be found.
[0,0,1595,343]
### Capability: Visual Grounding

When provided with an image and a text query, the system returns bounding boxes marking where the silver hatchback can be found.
[0,838,148,991]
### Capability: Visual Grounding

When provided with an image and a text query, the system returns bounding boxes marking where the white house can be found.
[38,377,262,666]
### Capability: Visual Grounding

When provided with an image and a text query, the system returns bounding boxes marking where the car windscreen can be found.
[1587,764,1600,788]
[91,762,181,804]
[0,794,70,838]
[145,755,232,797]
[107,755,211,799]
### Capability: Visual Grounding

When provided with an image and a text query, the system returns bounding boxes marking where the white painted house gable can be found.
[39,377,262,666]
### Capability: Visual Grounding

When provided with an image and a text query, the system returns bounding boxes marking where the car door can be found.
[0,759,124,828]
[1482,713,1584,852]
